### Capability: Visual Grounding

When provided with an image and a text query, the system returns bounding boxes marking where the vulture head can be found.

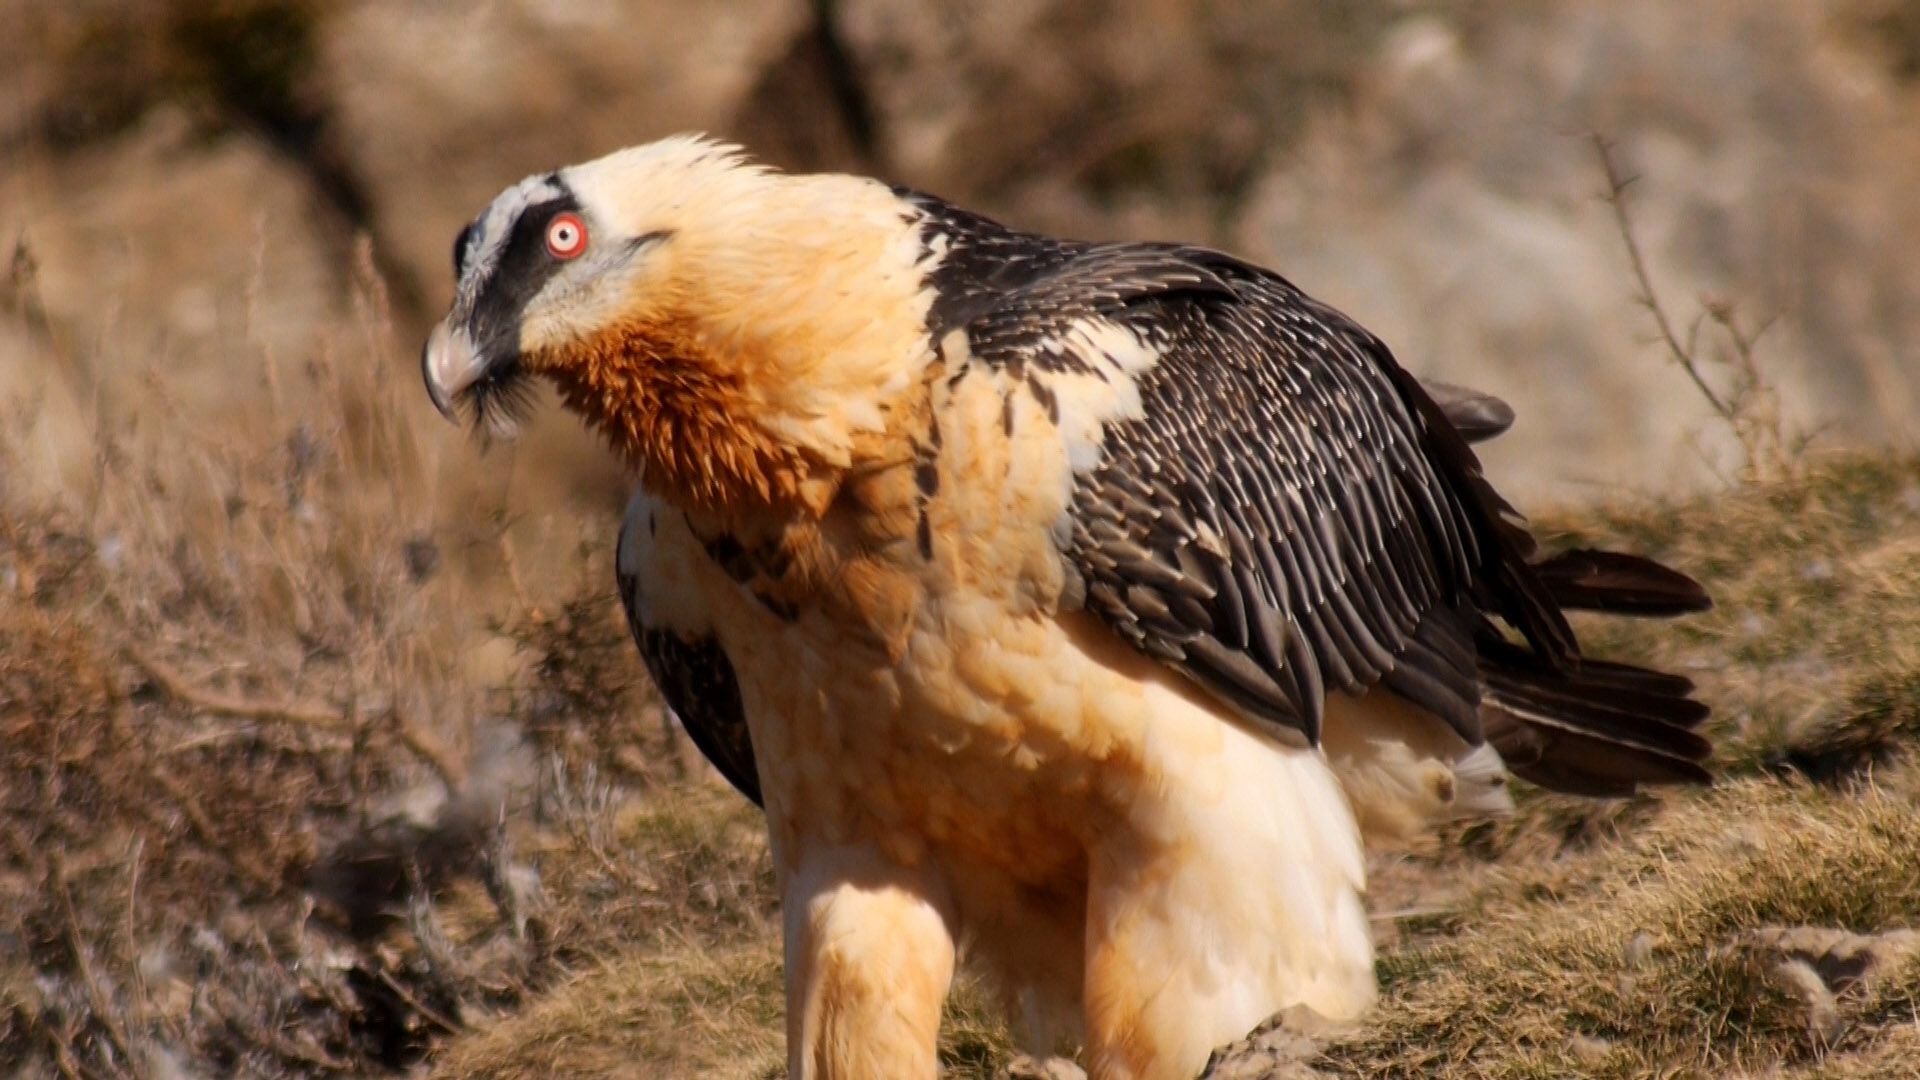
[420,134,927,513]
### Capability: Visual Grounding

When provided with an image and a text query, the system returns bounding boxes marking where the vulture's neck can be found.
[540,318,840,519]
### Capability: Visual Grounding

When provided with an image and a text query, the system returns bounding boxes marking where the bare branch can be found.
[49,853,137,1072]
[1591,134,1738,421]
[375,964,465,1036]
[145,766,283,891]
[128,645,464,789]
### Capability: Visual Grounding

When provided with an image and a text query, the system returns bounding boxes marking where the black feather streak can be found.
[903,189,1627,751]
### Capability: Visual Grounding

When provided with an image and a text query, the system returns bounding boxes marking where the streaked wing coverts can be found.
[944,242,1569,747]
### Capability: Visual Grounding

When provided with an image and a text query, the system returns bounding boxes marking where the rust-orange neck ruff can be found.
[537,317,833,517]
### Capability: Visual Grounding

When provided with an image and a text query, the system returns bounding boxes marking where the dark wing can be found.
[1420,379,1515,445]
[615,516,761,806]
[945,241,1573,748]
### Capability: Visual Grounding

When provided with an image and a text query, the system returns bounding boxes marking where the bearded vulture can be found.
[422,136,1710,1080]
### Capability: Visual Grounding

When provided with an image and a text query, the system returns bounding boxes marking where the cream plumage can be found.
[423,135,1710,1080]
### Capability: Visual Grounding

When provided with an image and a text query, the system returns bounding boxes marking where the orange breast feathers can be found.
[536,314,846,516]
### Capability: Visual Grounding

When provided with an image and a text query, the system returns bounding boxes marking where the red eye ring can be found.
[545,212,588,259]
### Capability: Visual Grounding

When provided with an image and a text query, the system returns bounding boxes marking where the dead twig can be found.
[251,1028,356,1074]
[1704,299,1790,474]
[1592,133,1798,479]
[1592,134,1737,422]
[128,644,351,730]
[4,235,90,400]
[497,514,540,626]
[202,982,357,1073]
[388,712,467,792]
[123,838,147,1028]
[146,766,283,891]
[374,964,465,1036]
[49,853,137,1074]
[26,1007,88,1080]
[127,644,465,789]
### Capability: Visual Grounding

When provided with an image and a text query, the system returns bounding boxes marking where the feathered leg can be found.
[1081,717,1375,1080]
[783,843,957,1080]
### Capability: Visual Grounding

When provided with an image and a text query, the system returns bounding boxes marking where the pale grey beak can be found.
[421,319,483,423]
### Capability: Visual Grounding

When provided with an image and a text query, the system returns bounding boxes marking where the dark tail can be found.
[1478,549,1714,797]
[1530,548,1711,616]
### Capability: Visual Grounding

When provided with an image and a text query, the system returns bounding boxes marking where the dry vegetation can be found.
[6,243,1920,1078]
[9,318,1920,1077]
[6,3,1920,1078]
[0,251,1020,1077]
[1301,452,1920,1079]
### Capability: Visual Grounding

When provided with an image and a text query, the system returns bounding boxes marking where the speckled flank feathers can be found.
[430,135,1713,1080]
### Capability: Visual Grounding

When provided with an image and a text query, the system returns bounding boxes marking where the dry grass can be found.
[361,444,1920,1080]
[431,945,1021,1080]
[427,781,1015,1080]
[1321,778,1920,1078]
[0,236,1005,1075]
[1277,452,1920,1078]
[4,9,1920,1069]
[1543,452,1920,781]
[5,244,1919,1076]
[0,252,628,1075]
[428,790,787,1080]
[435,942,790,1080]
[429,454,1920,1080]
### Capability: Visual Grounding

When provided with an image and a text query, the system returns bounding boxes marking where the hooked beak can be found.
[421,319,483,423]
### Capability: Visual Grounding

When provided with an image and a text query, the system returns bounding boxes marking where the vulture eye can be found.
[545,213,588,260]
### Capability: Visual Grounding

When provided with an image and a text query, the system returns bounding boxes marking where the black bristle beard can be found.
[466,361,538,442]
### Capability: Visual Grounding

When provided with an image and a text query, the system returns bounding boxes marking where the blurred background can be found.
[6,0,1919,516]
[5,3,1920,1077]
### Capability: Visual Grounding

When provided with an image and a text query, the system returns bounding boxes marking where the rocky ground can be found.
[5,2,1920,1077]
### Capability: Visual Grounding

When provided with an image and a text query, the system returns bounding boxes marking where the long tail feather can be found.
[1417,385,1715,795]
[1532,548,1712,616]
[1475,544,1714,795]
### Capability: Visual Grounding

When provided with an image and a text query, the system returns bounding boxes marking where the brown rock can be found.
[1200,1005,1339,1079]
[837,0,1386,242]
[1235,1,1920,502]
[319,0,812,313]
[2,111,345,502]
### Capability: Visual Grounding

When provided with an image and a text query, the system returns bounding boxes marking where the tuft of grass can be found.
[428,784,790,1079]
[430,943,790,1080]
[1791,659,1920,785]
[1320,777,1920,1078]
[1282,451,1920,1078]
[427,945,1019,1080]
[509,590,686,791]
[0,245,590,1075]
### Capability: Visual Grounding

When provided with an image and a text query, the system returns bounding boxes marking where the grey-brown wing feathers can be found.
[911,198,1710,795]
[942,240,1551,746]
